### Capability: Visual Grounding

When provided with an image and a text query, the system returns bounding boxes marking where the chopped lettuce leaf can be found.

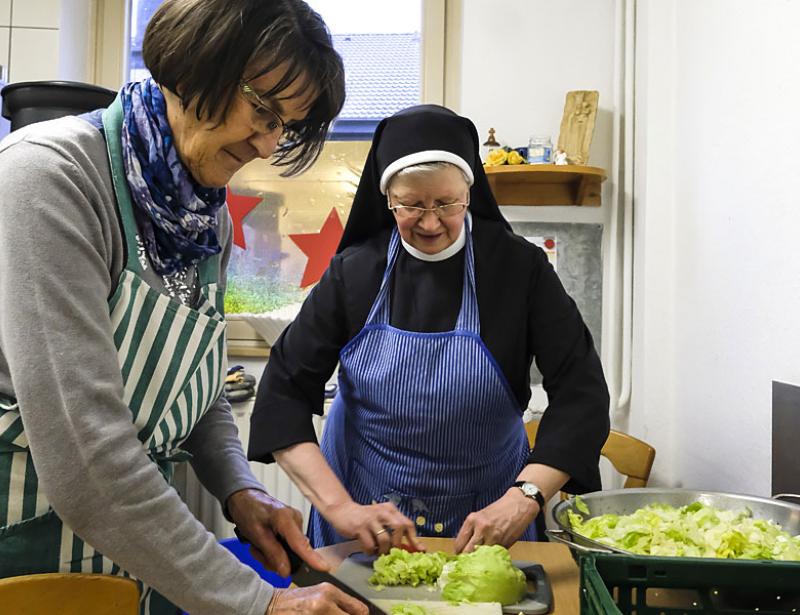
[390,605,430,615]
[568,500,800,560]
[574,495,590,515]
[370,548,453,587]
[438,545,526,606]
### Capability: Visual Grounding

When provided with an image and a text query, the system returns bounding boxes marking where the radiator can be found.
[177,400,328,539]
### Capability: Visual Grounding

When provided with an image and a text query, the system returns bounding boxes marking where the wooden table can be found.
[316,538,580,614]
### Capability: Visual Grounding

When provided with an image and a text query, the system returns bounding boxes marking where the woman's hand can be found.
[323,500,423,555]
[227,488,330,577]
[265,585,369,615]
[453,488,539,553]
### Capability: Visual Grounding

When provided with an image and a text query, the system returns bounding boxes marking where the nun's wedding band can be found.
[375,528,388,536]
[376,525,393,536]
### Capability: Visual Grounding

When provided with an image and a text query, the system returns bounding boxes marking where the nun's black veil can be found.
[337,105,511,253]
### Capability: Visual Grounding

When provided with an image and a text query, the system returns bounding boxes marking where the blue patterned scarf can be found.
[119,78,225,276]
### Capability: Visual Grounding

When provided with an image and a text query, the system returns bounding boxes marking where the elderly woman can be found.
[0,1,367,614]
[249,105,611,555]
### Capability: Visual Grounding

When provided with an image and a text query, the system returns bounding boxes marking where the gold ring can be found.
[375,528,388,536]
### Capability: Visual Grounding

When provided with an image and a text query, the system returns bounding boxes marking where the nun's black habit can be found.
[249,105,609,503]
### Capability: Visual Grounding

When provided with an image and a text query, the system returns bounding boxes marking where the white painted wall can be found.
[456,0,616,177]
[631,0,800,494]
[58,0,93,82]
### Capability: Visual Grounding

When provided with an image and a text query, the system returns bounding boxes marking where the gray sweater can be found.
[0,117,274,615]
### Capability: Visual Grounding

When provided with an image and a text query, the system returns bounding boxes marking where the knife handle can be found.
[273,532,306,576]
[234,525,305,576]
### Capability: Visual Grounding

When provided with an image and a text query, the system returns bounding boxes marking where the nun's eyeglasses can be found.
[388,198,470,220]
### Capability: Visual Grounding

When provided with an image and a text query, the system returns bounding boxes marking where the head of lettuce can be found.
[438,545,526,605]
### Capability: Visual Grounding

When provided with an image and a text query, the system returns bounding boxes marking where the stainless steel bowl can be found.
[548,488,800,556]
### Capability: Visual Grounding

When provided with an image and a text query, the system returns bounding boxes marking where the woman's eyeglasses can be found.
[387,197,470,220]
[239,82,289,142]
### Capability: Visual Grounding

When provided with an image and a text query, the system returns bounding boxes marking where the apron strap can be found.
[363,229,402,326]
[454,216,480,334]
[101,96,220,284]
[102,97,144,275]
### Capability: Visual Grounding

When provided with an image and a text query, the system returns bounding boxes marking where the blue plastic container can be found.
[181,538,291,614]
[219,537,292,587]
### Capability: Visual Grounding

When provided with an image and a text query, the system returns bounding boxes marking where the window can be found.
[128,0,162,83]
[119,1,449,351]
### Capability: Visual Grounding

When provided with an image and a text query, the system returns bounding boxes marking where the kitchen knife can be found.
[234,527,389,615]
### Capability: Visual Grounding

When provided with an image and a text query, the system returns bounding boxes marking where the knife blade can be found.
[234,527,388,615]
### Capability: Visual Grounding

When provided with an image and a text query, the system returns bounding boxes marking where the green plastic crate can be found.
[580,552,800,615]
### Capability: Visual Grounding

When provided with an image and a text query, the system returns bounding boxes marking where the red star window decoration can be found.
[226,187,263,250]
[289,208,344,288]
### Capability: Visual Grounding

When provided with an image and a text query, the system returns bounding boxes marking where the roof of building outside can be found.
[332,32,420,121]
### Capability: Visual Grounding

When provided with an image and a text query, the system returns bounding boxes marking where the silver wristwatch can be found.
[513,481,545,509]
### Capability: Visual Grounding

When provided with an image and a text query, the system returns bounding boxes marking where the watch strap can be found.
[513,481,545,509]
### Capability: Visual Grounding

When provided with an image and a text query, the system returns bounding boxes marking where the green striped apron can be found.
[0,97,228,615]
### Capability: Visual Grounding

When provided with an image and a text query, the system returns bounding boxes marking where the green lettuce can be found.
[370,548,452,587]
[438,545,526,606]
[390,605,430,615]
[568,500,800,560]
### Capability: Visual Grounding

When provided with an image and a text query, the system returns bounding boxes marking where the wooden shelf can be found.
[484,164,607,206]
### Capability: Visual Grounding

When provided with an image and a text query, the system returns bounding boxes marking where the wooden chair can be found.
[525,419,656,490]
[0,573,139,615]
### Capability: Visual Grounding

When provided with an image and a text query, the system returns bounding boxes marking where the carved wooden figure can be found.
[557,90,599,165]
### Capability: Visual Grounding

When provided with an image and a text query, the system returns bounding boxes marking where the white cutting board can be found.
[335,554,551,615]
[372,599,502,614]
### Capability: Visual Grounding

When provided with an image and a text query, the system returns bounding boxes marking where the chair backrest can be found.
[525,420,656,490]
[0,573,139,615]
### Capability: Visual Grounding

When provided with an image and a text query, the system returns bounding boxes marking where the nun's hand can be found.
[324,501,424,555]
[453,488,539,553]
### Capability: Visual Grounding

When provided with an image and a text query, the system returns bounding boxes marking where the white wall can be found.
[456,0,616,178]
[632,0,800,494]
[58,0,93,82]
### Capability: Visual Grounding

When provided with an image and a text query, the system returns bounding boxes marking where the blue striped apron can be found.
[308,220,536,546]
[0,98,228,614]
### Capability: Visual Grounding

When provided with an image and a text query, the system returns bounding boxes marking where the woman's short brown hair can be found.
[143,0,345,175]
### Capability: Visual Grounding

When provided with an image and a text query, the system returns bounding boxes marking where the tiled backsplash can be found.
[0,0,10,27]
[0,0,61,83]
[10,0,60,28]
[0,0,61,139]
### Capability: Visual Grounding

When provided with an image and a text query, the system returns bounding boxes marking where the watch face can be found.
[521,483,539,497]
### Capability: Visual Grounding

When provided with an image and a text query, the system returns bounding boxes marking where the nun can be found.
[249,104,610,554]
